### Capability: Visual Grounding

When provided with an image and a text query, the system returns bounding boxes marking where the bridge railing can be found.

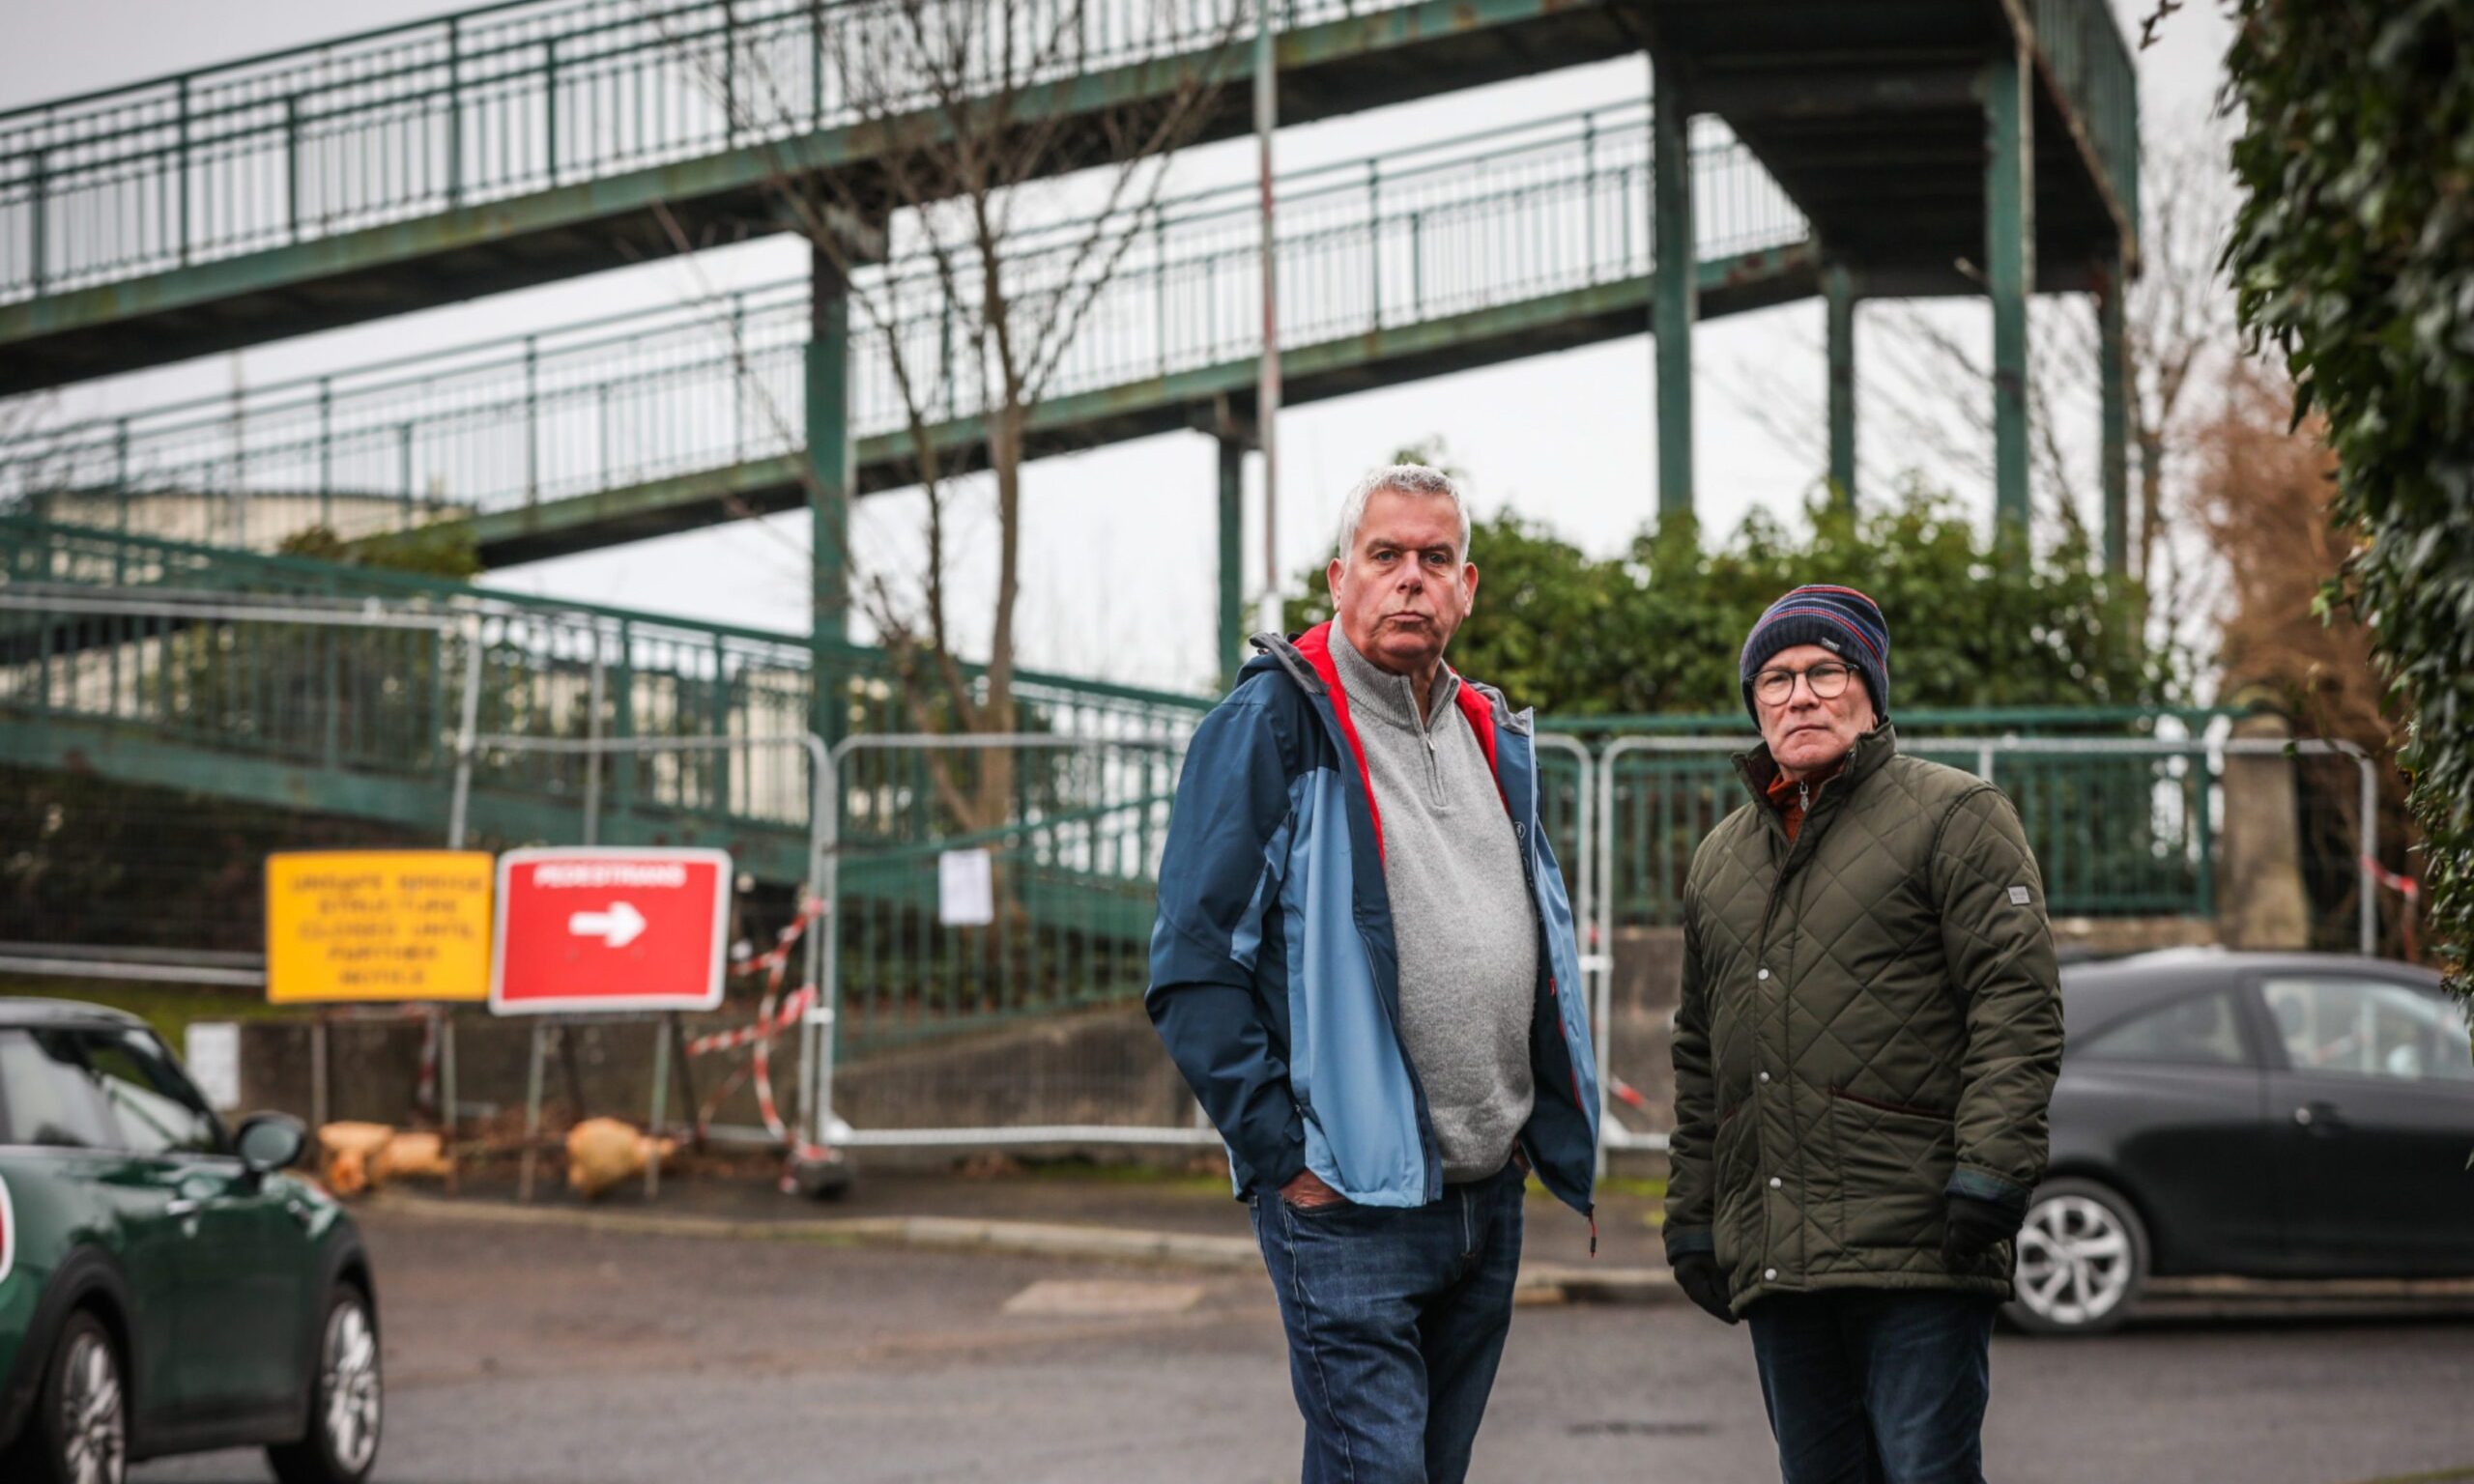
[6,102,1802,551]
[2028,0,2142,239]
[0,516,1205,833]
[0,0,1398,304]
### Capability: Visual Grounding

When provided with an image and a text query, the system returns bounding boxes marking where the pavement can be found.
[370,1156,1682,1302]
[375,1155,2474,1316]
[129,1184,2474,1484]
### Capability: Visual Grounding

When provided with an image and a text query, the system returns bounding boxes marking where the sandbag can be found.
[564,1117,676,1199]
[318,1122,395,1197]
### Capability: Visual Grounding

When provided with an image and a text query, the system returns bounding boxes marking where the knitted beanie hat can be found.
[1738,585,1891,722]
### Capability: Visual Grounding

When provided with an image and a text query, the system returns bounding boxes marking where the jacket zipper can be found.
[1750,786,1807,1285]
[1509,781,1595,1236]
[1355,929,1442,1203]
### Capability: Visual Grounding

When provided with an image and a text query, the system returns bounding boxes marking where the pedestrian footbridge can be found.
[0,0,2154,1045]
[7,102,1814,570]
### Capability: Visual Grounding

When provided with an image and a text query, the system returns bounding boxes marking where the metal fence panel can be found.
[816,731,1214,1153]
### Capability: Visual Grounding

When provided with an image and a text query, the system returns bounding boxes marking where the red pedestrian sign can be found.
[490,848,732,1015]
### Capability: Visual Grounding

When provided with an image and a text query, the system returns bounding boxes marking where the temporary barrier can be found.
[810,730,1213,1156]
[1589,731,2384,1156]
[0,571,2404,1188]
[456,728,828,1198]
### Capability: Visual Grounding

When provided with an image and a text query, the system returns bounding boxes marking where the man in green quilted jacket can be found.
[1663,585,2063,1484]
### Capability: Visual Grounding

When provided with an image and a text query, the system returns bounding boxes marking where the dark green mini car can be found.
[0,1000,380,1484]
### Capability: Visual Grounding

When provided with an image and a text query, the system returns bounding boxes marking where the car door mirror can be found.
[235,1113,307,1177]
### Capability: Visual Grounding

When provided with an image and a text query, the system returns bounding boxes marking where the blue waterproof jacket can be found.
[1147,623,1599,1218]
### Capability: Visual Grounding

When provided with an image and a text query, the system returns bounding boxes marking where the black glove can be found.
[1673,1251,1738,1325]
[1942,1193,2024,1269]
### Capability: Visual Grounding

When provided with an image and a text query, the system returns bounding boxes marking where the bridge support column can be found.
[1652,57,1696,531]
[1825,262,1857,510]
[1984,43,2035,557]
[1218,431,1248,688]
[2097,251,2130,576]
[807,247,852,743]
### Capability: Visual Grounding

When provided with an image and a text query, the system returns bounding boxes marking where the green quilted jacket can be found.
[1662,723,2063,1313]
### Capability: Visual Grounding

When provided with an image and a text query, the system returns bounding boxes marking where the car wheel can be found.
[268,1284,383,1484]
[0,1309,127,1484]
[2002,1176,2149,1336]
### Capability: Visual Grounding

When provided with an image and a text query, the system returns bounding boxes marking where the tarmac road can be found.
[135,1206,2474,1484]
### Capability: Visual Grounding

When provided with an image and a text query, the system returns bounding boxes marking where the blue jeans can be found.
[1250,1164,1526,1484]
[1746,1290,1998,1484]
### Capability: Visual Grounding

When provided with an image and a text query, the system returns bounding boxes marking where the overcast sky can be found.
[0,2,2238,695]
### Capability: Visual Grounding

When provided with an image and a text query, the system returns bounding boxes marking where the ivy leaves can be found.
[2223,0,2474,994]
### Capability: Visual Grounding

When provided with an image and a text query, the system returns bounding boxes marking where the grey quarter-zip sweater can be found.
[1328,622,1538,1183]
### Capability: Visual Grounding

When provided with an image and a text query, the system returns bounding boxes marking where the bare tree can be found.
[656,0,1243,837]
[2190,359,2422,955]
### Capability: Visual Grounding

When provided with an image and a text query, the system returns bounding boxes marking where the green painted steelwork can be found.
[1825,261,1856,507]
[1539,705,2246,737]
[0,0,1269,300]
[1217,430,1244,687]
[0,0,2145,308]
[0,513,1207,760]
[1652,64,1695,524]
[2015,0,2143,245]
[0,0,1653,391]
[3,507,2226,847]
[437,246,1818,564]
[1985,43,2034,550]
[8,102,1807,564]
[3,518,1204,1054]
[2098,252,2129,574]
[3,517,2226,1021]
[1599,736,2219,927]
[830,740,1183,1056]
[807,253,851,704]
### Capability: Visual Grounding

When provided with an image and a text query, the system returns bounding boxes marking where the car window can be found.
[2260,976,2474,1084]
[0,1030,119,1149]
[75,1030,226,1156]
[2078,990,2252,1067]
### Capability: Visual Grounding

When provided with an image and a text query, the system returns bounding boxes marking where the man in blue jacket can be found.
[1149,464,1598,1484]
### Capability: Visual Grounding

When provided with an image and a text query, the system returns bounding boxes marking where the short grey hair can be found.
[1333,464,1472,560]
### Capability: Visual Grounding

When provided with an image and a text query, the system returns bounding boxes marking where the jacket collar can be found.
[1247,624,1523,838]
[1735,721,1900,814]
[1327,620,1459,733]
[1251,623,1522,741]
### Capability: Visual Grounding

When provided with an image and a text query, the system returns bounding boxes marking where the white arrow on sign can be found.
[567,900,647,949]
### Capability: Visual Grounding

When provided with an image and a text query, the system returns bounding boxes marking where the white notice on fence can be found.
[186,1021,243,1111]
[938,848,995,928]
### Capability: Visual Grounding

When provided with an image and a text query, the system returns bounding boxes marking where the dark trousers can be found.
[1249,1164,1527,1484]
[1747,1290,1998,1484]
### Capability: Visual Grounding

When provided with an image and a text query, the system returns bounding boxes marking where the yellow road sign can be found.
[266,851,494,1004]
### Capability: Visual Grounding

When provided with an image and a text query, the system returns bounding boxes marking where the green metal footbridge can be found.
[5,0,2143,633]
[0,0,2152,1043]
[7,101,1813,583]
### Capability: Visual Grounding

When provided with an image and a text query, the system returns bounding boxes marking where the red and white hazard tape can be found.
[688,899,825,1145]
[684,985,816,1057]
[415,1013,441,1121]
[2363,855,2421,902]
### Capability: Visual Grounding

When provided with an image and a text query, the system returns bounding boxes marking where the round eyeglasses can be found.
[1752,661,1855,707]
